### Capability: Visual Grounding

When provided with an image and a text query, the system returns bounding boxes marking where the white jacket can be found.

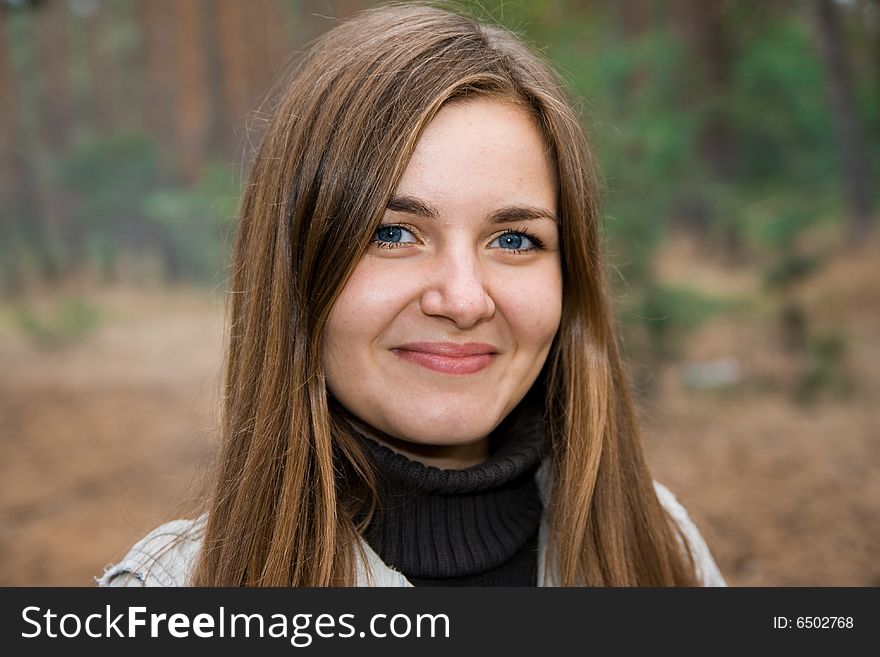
[97,467,726,587]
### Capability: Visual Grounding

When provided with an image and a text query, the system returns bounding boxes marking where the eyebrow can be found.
[387,194,557,224]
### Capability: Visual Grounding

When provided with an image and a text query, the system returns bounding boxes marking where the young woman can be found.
[99,3,724,587]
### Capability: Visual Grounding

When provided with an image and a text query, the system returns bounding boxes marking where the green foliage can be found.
[142,164,240,283]
[15,297,100,348]
[730,18,835,185]
[796,330,851,402]
[620,284,731,361]
[58,132,160,277]
[557,25,702,287]
[763,249,827,290]
[57,132,240,283]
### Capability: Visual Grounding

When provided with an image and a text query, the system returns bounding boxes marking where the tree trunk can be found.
[174,0,210,183]
[85,1,121,134]
[673,0,746,260]
[299,0,363,42]
[139,0,176,164]
[814,0,874,244]
[39,0,72,153]
[676,0,737,180]
[215,0,251,156]
[0,8,57,291]
[36,0,79,276]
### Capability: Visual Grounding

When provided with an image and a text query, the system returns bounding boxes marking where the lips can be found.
[391,342,498,375]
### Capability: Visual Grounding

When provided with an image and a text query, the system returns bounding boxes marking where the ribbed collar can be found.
[356,397,547,580]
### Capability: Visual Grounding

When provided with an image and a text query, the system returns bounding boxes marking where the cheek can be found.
[332,265,386,320]
[497,264,563,347]
[324,259,413,349]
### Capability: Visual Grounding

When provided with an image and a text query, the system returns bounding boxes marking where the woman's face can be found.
[324,98,562,468]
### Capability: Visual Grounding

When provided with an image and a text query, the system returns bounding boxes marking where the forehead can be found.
[394,97,557,212]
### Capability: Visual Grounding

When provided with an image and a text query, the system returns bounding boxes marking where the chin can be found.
[411,398,514,443]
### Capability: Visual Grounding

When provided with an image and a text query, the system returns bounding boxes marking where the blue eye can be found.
[490,231,539,251]
[374,224,417,246]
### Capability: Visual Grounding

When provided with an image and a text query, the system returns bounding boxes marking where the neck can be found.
[350,403,548,584]
[331,404,491,469]
[369,433,489,469]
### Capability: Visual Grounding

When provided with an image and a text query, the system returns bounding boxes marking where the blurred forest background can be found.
[0,0,877,586]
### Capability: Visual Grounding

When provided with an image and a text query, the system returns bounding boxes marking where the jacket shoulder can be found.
[654,481,726,586]
[96,516,205,587]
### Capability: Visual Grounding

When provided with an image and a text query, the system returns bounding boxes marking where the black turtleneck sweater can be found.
[356,401,546,587]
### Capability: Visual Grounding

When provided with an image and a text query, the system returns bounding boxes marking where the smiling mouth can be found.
[391,342,498,375]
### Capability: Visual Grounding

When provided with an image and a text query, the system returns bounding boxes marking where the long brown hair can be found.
[192,2,698,586]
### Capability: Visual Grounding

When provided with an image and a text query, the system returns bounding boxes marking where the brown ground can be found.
[1,237,877,586]
[0,288,222,585]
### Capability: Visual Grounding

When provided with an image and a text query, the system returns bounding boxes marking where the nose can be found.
[419,249,495,329]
